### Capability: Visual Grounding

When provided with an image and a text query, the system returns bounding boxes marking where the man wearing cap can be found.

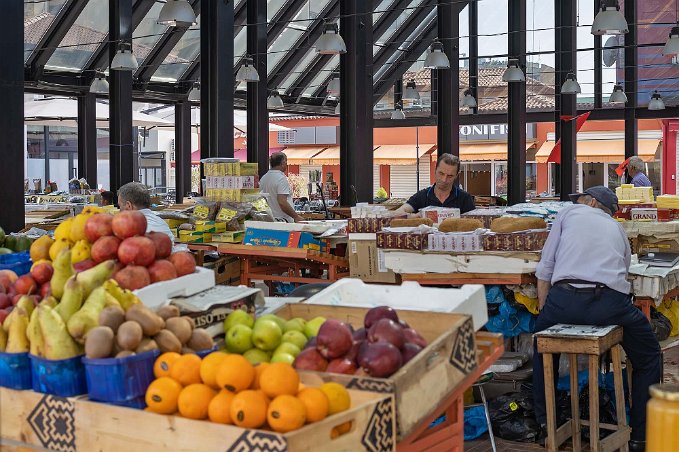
[532,185,661,451]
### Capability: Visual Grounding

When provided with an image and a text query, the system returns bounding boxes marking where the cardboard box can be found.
[428,232,483,252]
[348,234,398,283]
[376,231,429,251]
[212,230,245,243]
[630,208,658,221]
[203,256,241,286]
[462,208,506,228]
[420,207,460,224]
[347,217,393,233]
[482,230,549,251]
[243,228,327,252]
[178,230,213,243]
[637,235,679,254]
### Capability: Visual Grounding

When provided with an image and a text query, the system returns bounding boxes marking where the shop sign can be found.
[459,123,536,142]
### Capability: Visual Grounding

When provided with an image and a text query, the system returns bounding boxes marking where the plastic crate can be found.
[195,345,219,358]
[0,251,32,276]
[83,349,159,404]
[0,352,32,389]
[30,354,87,397]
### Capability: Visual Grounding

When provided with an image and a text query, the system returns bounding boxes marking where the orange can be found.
[170,354,203,386]
[297,387,329,423]
[267,395,307,433]
[256,390,271,407]
[200,351,228,389]
[154,352,181,378]
[216,354,255,392]
[250,362,270,390]
[208,389,236,424]
[230,390,268,428]
[145,377,182,414]
[259,363,300,399]
[177,384,216,420]
[320,382,351,415]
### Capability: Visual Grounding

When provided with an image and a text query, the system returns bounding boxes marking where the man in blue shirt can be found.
[532,186,660,451]
[626,156,652,187]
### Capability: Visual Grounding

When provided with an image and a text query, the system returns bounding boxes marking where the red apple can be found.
[84,213,114,242]
[364,306,400,329]
[118,236,156,266]
[112,210,147,239]
[168,252,196,277]
[0,270,18,292]
[368,318,405,349]
[403,328,427,348]
[359,342,403,378]
[401,343,423,364]
[31,262,54,285]
[114,265,151,291]
[326,358,358,375]
[0,293,11,310]
[147,232,173,259]
[73,259,96,273]
[293,348,328,371]
[316,319,353,359]
[148,259,178,283]
[91,236,121,263]
[14,275,38,295]
[39,282,51,299]
[12,294,22,306]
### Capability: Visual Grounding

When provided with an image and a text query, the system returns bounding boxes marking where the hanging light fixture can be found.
[423,39,450,69]
[591,0,628,35]
[335,102,340,115]
[157,0,197,27]
[460,89,477,108]
[391,103,406,120]
[648,91,666,110]
[403,79,420,101]
[609,83,627,103]
[561,72,582,94]
[664,24,679,56]
[188,82,200,102]
[502,59,525,82]
[327,75,340,95]
[267,90,284,108]
[89,72,109,94]
[111,43,138,71]
[236,57,259,82]
[316,22,346,55]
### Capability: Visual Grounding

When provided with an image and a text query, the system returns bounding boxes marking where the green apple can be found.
[252,319,283,351]
[256,314,287,333]
[224,309,254,333]
[225,324,253,354]
[281,330,308,350]
[271,352,295,365]
[303,316,327,339]
[274,342,301,358]
[243,348,271,365]
[283,318,306,334]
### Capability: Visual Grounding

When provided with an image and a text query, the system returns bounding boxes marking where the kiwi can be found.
[85,326,115,359]
[181,316,196,330]
[154,329,182,354]
[165,317,192,345]
[125,304,163,337]
[116,321,143,351]
[181,346,196,355]
[116,350,135,359]
[136,338,159,354]
[187,329,214,352]
[98,306,126,334]
[157,305,180,320]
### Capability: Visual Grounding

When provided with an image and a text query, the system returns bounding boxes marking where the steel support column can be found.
[0,0,23,232]
[77,93,97,187]
[507,0,527,205]
[556,0,577,199]
[339,0,373,205]
[624,0,637,159]
[175,102,191,204]
[469,0,479,114]
[594,0,603,109]
[109,0,134,194]
[247,0,268,177]
[436,0,459,157]
[394,80,403,108]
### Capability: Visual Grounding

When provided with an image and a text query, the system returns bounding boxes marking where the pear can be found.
[51,249,73,300]
[6,307,30,353]
[38,305,82,360]
[40,296,58,308]
[67,286,107,343]
[103,279,140,311]
[27,307,45,356]
[75,260,115,299]
[55,277,84,323]
[71,239,92,264]
[0,324,7,351]
[3,296,35,333]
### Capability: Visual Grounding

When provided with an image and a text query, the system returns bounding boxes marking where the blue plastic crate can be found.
[30,354,87,397]
[0,251,32,276]
[196,345,219,358]
[0,352,32,389]
[83,349,159,404]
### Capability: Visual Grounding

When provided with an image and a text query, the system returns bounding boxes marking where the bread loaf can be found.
[490,216,547,233]
[390,218,434,228]
[438,218,484,233]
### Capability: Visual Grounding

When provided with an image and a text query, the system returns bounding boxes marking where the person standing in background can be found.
[626,156,652,187]
[259,152,303,223]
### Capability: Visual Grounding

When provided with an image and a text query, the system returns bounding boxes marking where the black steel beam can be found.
[0,0,24,233]
[339,0,373,205]
[593,0,602,109]
[507,0,526,205]
[175,102,191,204]
[109,0,135,194]
[556,0,577,199]
[468,0,478,114]
[267,0,308,49]
[624,0,637,159]
[374,0,411,38]
[200,0,234,159]
[183,57,200,83]
[77,92,97,187]
[25,0,89,76]
[247,0,269,177]
[234,0,247,28]
[436,0,459,157]
[394,79,403,107]
[287,54,335,99]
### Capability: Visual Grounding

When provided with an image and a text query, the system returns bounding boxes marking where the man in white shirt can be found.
[259,152,303,223]
[117,182,175,242]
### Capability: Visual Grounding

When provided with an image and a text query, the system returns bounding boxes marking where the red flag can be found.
[615,157,631,177]
[547,111,592,164]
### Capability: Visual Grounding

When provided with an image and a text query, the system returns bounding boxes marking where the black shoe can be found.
[536,424,548,446]
[629,440,646,452]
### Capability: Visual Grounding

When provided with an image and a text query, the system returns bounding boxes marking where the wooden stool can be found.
[536,325,631,452]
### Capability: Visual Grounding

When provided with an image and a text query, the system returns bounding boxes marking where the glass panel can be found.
[133,2,169,66]
[636,0,673,46]
[46,0,109,71]
[24,0,68,62]
[637,45,679,107]
[302,54,339,97]
[151,15,201,82]
[477,56,508,114]
[478,0,508,57]
[608,163,623,189]
[267,0,288,22]
[577,50,595,105]
[278,48,318,92]
[373,0,395,23]
[234,27,246,63]
[374,0,425,56]
[577,0,594,50]
[459,4,469,61]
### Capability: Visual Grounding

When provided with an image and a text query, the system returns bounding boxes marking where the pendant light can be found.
[89,72,109,94]
[461,89,477,108]
[560,73,582,94]
[609,84,627,103]
[664,25,679,56]
[502,59,525,82]
[111,43,138,71]
[188,82,200,102]
[423,39,450,69]
[316,22,346,55]
[267,90,284,108]
[591,0,628,35]
[648,91,666,110]
[157,0,197,27]
[403,79,420,101]
[327,75,340,95]
[236,57,259,82]
[391,103,406,120]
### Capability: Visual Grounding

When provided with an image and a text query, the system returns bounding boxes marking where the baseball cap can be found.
[569,185,619,215]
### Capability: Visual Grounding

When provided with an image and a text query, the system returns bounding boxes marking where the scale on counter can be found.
[639,252,679,268]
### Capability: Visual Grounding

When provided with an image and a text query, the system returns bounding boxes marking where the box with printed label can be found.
[178,230,213,243]
[427,232,483,252]
[462,208,506,228]
[347,217,393,233]
[195,220,216,233]
[212,231,245,243]
[376,231,429,251]
[420,207,460,224]
[348,234,398,284]
[630,208,658,221]
[481,230,548,251]
[243,228,327,252]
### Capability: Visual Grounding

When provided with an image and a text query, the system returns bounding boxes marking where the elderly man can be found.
[532,186,660,451]
[117,182,174,242]
[259,152,303,223]
[626,156,652,187]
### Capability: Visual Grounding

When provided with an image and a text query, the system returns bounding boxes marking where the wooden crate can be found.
[271,303,478,440]
[0,386,395,452]
[203,255,241,285]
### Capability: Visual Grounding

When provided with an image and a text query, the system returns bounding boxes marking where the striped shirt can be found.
[630,172,652,187]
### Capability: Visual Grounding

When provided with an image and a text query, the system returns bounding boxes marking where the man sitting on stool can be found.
[532,185,661,451]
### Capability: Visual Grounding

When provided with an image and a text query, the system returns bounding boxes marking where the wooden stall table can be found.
[185,243,219,266]
[400,272,537,286]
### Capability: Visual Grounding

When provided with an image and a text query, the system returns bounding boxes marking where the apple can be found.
[303,316,326,339]
[73,259,96,273]
[148,259,177,283]
[368,318,405,349]
[281,330,308,350]
[168,252,196,277]
[147,232,173,259]
[316,319,353,359]
[31,262,53,285]
[91,236,121,263]
[364,306,399,329]
[39,282,51,299]
[0,293,11,310]
[359,341,403,378]
[112,210,147,239]
[224,309,255,332]
[271,352,295,365]
[84,213,114,242]
[403,328,427,348]
[0,270,18,292]
[274,342,301,358]
[114,265,151,291]
[353,327,367,341]
[401,343,423,364]
[257,314,287,333]
[283,318,306,334]
[14,275,38,295]
[225,324,254,354]
[118,236,156,266]
[293,348,328,371]
[243,348,271,365]
[327,358,358,375]
[251,319,282,351]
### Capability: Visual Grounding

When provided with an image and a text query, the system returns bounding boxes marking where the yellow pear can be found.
[30,235,54,262]
[51,249,73,300]
[69,213,92,243]
[49,238,71,261]
[6,307,29,353]
[0,325,7,352]
[71,240,92,264]
[54,217,74,242]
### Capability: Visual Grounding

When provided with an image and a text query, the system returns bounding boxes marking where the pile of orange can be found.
[144,351,352,433]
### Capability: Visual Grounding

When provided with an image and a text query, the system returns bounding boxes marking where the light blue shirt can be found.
[630,172,652,187]
[139,208,175,243]
[535,204,631,294]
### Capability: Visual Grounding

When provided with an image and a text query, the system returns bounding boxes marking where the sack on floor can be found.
[463,406,489,440]
[651,306,672,342]
[488,390,540,442]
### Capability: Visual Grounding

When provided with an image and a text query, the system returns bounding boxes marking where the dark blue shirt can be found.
[405,185,476,214]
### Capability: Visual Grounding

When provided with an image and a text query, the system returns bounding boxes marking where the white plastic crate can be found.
[303,278,488,330]
[134,266,216,309]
